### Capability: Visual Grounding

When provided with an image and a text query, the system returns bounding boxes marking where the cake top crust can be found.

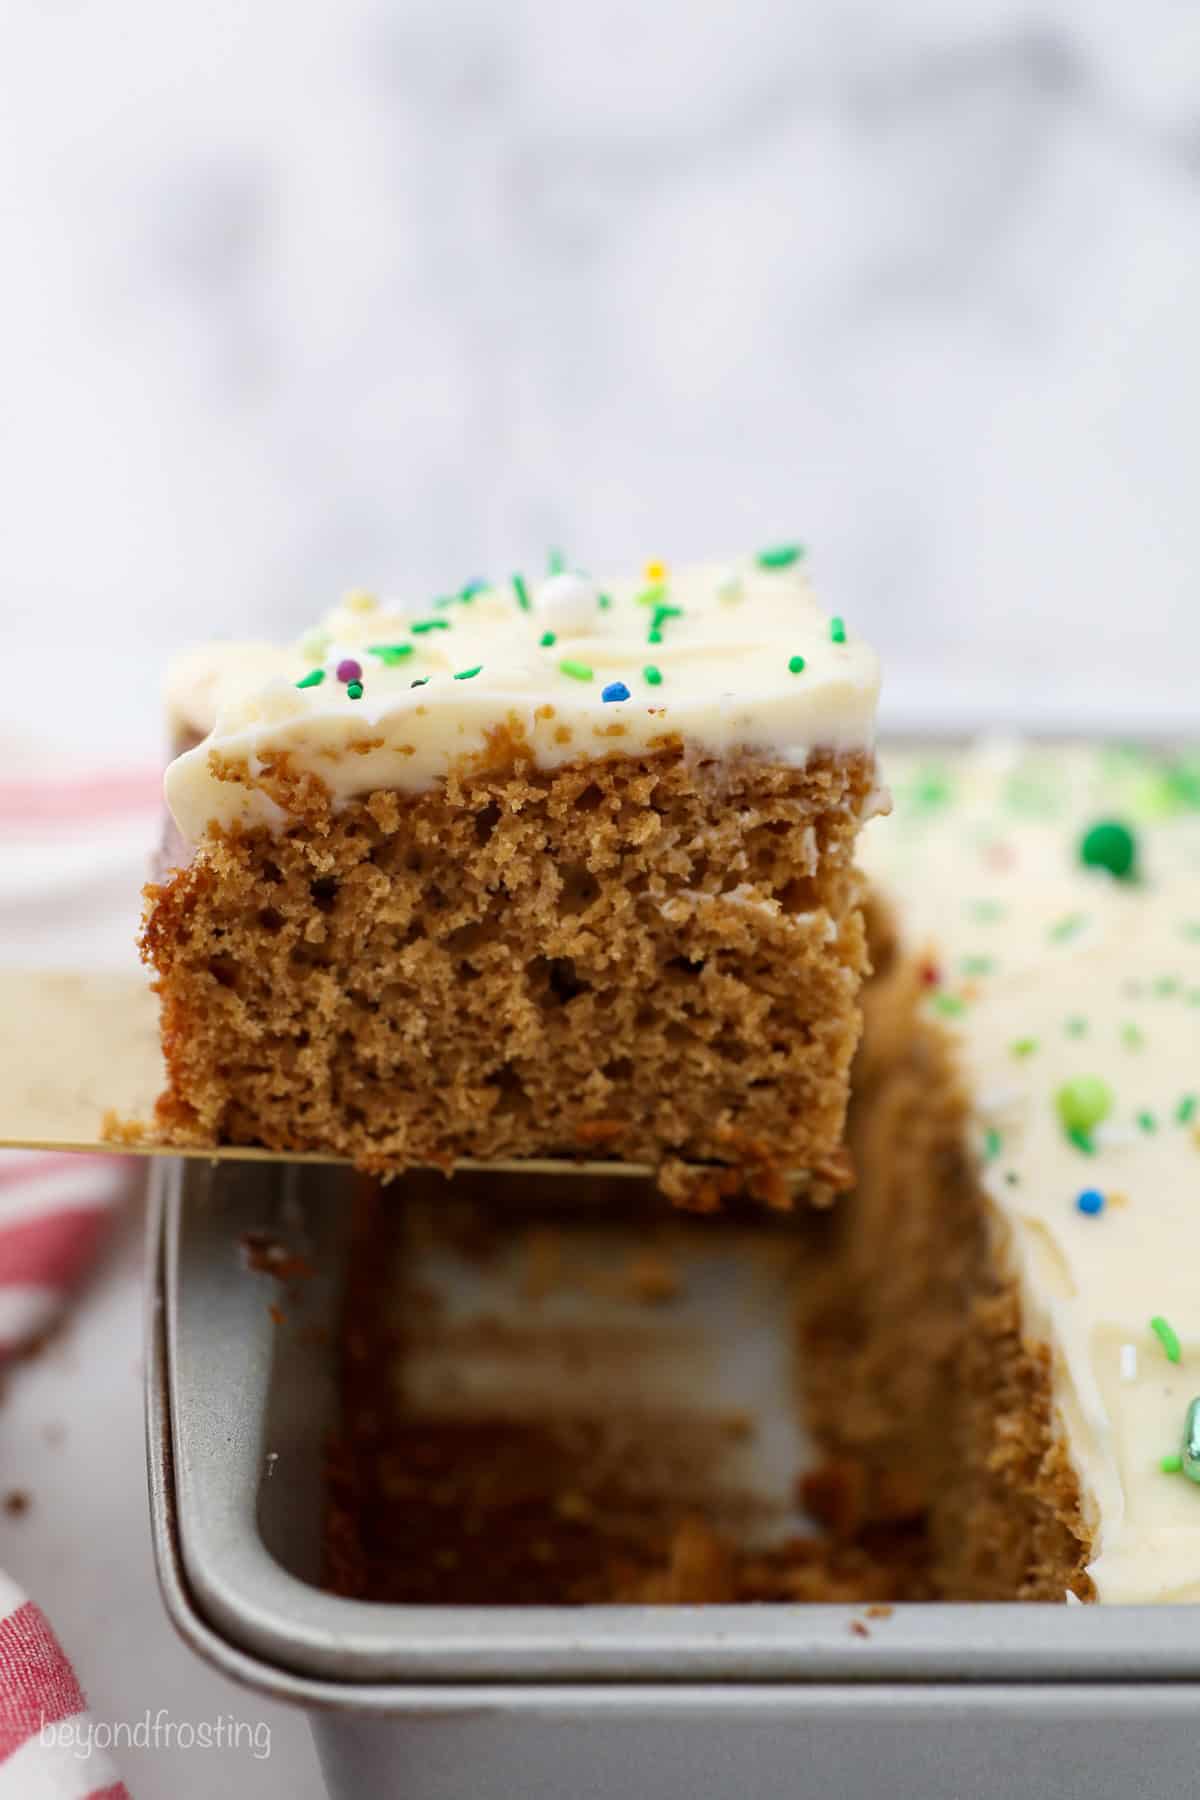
[865,740,1200,1602]
[163,554,880,841]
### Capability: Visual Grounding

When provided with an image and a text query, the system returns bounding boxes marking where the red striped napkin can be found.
[0,764,162,1798]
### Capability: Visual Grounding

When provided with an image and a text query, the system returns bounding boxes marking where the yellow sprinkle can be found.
[342,587,379,614]
[1107,1190,1129,1209]
[644,559,668,583]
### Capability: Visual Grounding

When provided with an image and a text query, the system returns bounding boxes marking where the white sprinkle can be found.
[715,566,744,605]
[534,572,601,634]
[1120,1343,1138,1384]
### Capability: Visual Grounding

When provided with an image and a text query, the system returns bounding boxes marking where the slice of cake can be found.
[141,553,882,1192]
[805,741,1200,1601]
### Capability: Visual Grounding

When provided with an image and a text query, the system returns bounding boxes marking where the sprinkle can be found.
[342,587,378,614]
[788,655,807,675]
[453,665,482,681]
[715,568,744,604]
[1162,1454,1184,1475]
[983,1127,1002,1162]
[1120,1344,1138,1383]
[547,548,566,575]
[513,574,531,612]
[459,579,487,600]
[336,658,363,684]
[1075,1188,1105,1216]
[1138,1110,1157,1133]
[648,628,663,645]
[968,899,1007,924]
[601,681,630,703]
[756,544,804,569]
[346,680,363,700]
[961,955,995,976]
[559,659,593,682]
[644,560,668,583]
[1065,1016,1088,1038]
[1154,975,1180,997]
[1179,1095,1198,1125]
[296,668,326,689]
[830,616,847,644]
[1010,1037,1038,1059]
[1121,1022,1145,1051]
[410,677,429,688]
[598,592,612,610]
[368,642,414,665]
[1055,1076,1113,1135]
[643,665,663,686]
[636,583,667,608]
[651,603,683,629]
[537,572,601,633]
[539,631,557,648]
[1183,1398,1200,1483]
[1067,1126,1097,1155]
[931,992,966,1017]
[1079,819,1137,881]
[411,618,450,634]
[1151,1316,1183,1364]
[1049,913,1087,943]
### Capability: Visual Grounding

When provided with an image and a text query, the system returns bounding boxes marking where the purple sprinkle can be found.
[1075,1188,1105,1216]
[601,681,631,704]
[336,658,363,684]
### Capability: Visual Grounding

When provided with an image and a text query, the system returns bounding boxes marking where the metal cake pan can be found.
[146,1157,1200,1800]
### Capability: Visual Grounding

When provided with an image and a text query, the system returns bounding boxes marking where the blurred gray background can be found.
[4,0,1199,745]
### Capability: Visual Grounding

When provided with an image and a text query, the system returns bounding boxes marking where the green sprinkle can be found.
[830,616,847,644]
[961,955,995,977]
[1138,1110,1158,1134]
[547,548,566,575]
[346,680,363,700]
[296,668,326,689]
[1010,1037,1038,1059]
[454,665,482,681]
[756,544,804,569]
[459,580,486,602]
[1178,1095,1198,1125]
[411,618,450,634]
[983,1126,1002,1162]
[1067,1126,1096,1155]
[636,583,667,608]
[1151,1315,1183,1365]
[1065,1016,1088,1038]
[1056,1076,1113,1135]
[1161,1453,1184,1475]
[559,659,593,682]
[643,665,663,686]
[651,603,683,629]
[1155,975,1181,997]
[513,573,531,612]
[597,591,612,610]
[931,993,966,1017]
[1079,819,1138,882]
[788,655,807,675]
[648,628,663,645]
[1121,1023,1145,1051]
[1049,913,1087,943]
[539,630,557,648]
[968,899,1007,924]
[367,642,414,665]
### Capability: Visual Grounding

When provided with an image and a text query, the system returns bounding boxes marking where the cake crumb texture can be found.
[141,745,874,1181]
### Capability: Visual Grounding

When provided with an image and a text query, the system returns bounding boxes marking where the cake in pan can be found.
[807,741,1200,1602]
[141,552,882,1192]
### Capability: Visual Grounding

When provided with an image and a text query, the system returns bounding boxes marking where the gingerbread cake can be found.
[141,552,882,1189]
[805,740,1200,1602]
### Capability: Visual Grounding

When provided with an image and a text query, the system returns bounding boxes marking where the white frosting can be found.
[864,742,1200,1602]
[163,557,880,843]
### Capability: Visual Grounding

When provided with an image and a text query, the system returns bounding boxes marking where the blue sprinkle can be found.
[1075,1188,1105,1216]
[601,681,631,703]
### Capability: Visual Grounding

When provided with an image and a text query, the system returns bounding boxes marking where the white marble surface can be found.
[2,7,1200,1796]
[4,0,1200,731]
